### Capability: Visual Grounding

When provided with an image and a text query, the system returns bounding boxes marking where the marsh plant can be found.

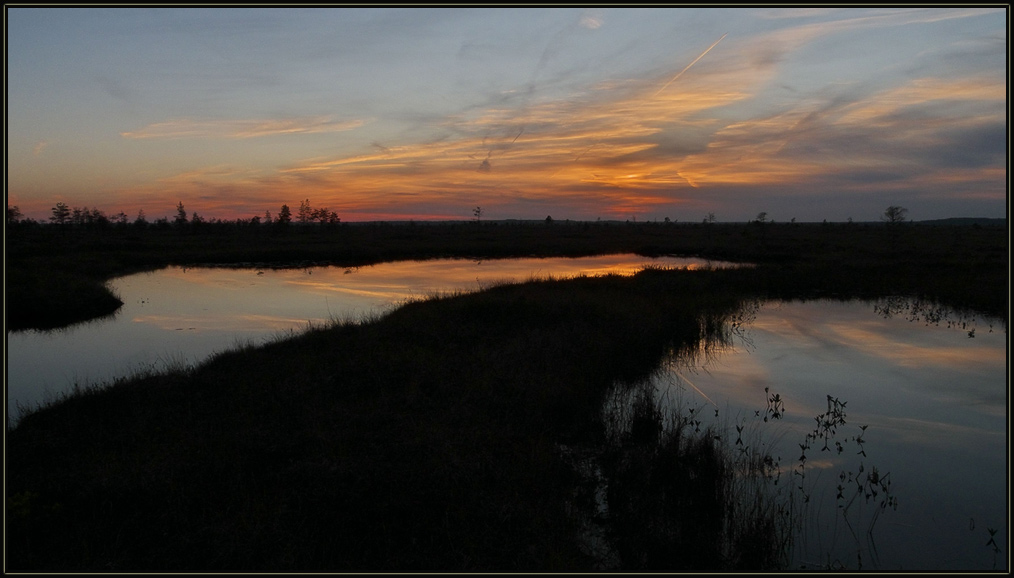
[873,296,1006,335]
[595,378,902,571]
[596,379,792,571]
[588,298,902,572]
[787,393,898,570]
[984,526,1002,570]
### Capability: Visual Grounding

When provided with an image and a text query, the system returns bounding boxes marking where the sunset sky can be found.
[6,7,1008,223]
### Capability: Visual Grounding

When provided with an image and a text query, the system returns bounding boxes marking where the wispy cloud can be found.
[121,116,367,139]
[675,73,1006,192]
[7,7,1005,223]
[172,24,999,222]
[578,9,604,30]
[39,8,1000,223]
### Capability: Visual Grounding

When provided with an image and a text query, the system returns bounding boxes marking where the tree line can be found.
[6,199,341,229]
[7,201,912,229]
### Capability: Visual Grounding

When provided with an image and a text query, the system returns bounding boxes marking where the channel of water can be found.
[5,254,1006,571]
[7,254,731,421]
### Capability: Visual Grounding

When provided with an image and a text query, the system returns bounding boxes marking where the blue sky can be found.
[6,6,1008,222]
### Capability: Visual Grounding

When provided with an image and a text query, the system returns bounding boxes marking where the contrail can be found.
[653,32,728,97]
[572,142,601,162]
[673,369,718,408]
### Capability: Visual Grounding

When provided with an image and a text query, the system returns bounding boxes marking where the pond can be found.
[6,254,730,423]
[5,255,1006,571]
[610,298,1007,571]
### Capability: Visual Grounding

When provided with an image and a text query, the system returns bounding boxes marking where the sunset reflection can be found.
[7,255,730,423]
[649,299,1006,571]
[143,254,732,331]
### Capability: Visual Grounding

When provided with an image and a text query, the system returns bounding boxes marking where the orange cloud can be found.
[231,61,757,219]
[93,23,1003,223]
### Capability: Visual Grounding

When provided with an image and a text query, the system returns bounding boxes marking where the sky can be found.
[5,6,1008,223]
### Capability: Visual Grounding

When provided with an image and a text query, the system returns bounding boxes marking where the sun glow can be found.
[7,8,1004,223]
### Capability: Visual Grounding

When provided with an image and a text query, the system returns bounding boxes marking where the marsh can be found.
[6,221,1007,572]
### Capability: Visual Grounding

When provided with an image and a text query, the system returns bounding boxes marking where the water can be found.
[635,299,1007,571]
[6,254,729,422]
[5,257,1006,571]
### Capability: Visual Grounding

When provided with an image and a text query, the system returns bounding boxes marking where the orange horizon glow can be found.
[7,9,1006,224]
[11,63,1003,223]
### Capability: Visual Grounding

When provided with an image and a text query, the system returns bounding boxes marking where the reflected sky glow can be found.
[650,299,1006,571]
[5,258,1006,571]
[6,255,727,421]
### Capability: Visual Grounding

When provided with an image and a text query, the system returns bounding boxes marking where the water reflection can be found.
[625,299,1006,571]
[6,254,731,422]
[6,254,1006,571]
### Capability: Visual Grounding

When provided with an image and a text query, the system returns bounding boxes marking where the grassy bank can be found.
[5,221,1008,571]
[7,270,746,571]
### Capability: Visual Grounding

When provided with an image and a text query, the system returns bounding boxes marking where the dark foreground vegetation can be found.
[5,220,1008,571]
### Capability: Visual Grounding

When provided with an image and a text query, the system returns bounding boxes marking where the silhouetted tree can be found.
[882,205,908,224]
[50,202,70,225]
[86,208,110,228]
[134,209,148,228]
[311,207,339,225]
[473,206,483,224]
[755,212,768,224]
[298,199,312,224]
[7,205,22,224]
[277,204,292,225]
[174,202,188,227]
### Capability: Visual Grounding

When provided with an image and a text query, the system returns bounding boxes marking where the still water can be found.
[635,299,1007,571]
[7,254,727,421]
[5,256,1006,571]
